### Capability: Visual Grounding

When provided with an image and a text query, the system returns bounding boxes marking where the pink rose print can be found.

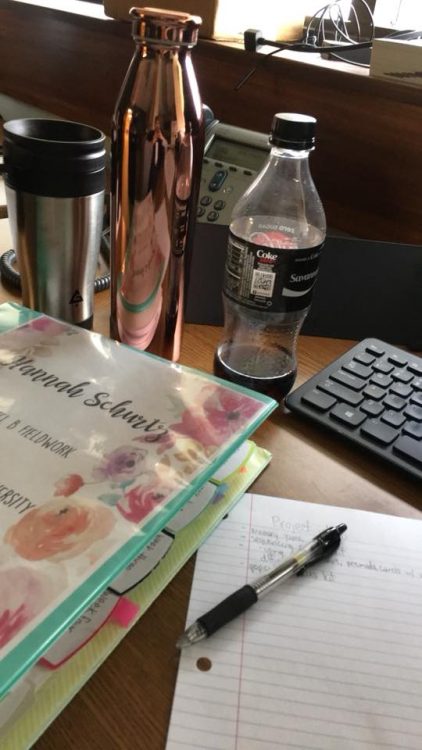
[117,484,165,524]
[0,567,64,649]
[170,408,221,448]
[54,473,84,497]
[0,606,27,650]
[26,317,70,335]
[170,388,261,448]
[92,446,147,483]
[4,498,115,561]
[204,389,260,440]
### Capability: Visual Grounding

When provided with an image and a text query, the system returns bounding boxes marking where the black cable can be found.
[248,36,373,54]
[237,0,376,88]
[234,47,281,91]
[327,52,370,67]
[235,36,373,89]
[0,233,111,292]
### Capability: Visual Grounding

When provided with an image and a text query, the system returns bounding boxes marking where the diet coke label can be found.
[223,230,324,313]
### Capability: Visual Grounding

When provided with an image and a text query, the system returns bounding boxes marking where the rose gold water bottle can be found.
[110,7,204,361]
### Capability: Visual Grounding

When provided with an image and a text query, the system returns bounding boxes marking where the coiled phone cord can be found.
[0,231,111,292]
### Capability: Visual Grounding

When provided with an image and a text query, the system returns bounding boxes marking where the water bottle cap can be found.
[130,7,202,47]
[270,113,316,150]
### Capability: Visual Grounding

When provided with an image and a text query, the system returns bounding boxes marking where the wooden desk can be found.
[1,269,421,750]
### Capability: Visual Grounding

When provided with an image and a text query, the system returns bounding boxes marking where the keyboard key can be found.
[408,361,422,376]
[413,378,422,391]
[405,404,422,422]
[381,410,406,428]
[366,344,384,357]
[331,369,366,391]
[372,359,394,374]
[302,389,337,412]
[403,421,422,440]
[318,380,364,406]
[370,373,393,389]
[344,360,372,379]
[355,352,375,366]
[361,419,398,445]
[391,368,413,384]
[383,393,406,411]
[394,435,422,466]
[390,382,412,399]
[410,392,422,407]
[388,353,407,367]
[360,399,384,417]
[363,384,385,401]
[330,403,366,428]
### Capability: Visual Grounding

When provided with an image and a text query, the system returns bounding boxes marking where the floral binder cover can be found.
[0,442,271,750]
[0,303,277,697]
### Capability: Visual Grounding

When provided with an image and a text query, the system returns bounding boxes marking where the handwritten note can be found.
[166,494,422,750]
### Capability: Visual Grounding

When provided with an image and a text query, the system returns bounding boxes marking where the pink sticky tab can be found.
[110,597,139,627]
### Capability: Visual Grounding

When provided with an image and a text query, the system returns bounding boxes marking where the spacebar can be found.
[393,435,422,466]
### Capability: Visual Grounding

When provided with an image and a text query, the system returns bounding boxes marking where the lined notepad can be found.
[166,494,422,750]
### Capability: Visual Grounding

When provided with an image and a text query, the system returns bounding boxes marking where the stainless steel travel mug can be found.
[3,119,106,329]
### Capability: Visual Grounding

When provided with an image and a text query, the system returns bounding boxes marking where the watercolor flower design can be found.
[0,316,74,361]
[4,497,116,562]
[25,317,72,336]
[91,445,147,484]
[117,483,167,524]
[54,474,84,497]
[50,384,263,526]
[168,386,261,446]
[0,567,66,649]
[53,446,149,509]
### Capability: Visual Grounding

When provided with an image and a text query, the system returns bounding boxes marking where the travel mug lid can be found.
[269,113,316,150]
[130,7,202,46]
[3,119,106,198]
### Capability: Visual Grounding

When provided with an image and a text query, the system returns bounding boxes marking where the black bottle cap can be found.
[269,113,316,150]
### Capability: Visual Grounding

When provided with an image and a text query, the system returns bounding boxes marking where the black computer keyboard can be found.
[285,338,422,481]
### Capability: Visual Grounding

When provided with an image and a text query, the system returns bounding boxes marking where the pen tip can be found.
[337,523,347,535]
[176,634,190,650]
[175,621,207,650]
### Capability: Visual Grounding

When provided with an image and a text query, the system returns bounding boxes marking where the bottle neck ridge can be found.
[270,146,313,159]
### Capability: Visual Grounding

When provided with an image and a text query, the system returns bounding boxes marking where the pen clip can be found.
[296,523,347,575]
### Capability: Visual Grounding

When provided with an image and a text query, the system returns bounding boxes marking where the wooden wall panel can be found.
[1,1,421,243]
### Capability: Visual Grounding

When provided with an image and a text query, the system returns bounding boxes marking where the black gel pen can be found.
[176,523,347,649]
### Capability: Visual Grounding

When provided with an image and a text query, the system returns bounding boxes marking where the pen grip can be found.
[198,585,258,637]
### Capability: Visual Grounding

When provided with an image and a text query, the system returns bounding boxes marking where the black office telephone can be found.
[198,106,270,227]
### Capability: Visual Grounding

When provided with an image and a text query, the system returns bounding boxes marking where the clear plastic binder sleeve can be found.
[0,303,277,697]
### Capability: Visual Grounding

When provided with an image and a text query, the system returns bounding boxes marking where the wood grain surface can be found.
[0,275,420,750]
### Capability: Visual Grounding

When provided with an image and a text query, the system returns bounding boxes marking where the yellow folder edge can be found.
[1,441,271,750]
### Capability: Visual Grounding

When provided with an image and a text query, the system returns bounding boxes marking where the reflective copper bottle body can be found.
[110,7,204,361]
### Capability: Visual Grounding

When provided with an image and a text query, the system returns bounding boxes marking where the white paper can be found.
[167,494,422,750]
